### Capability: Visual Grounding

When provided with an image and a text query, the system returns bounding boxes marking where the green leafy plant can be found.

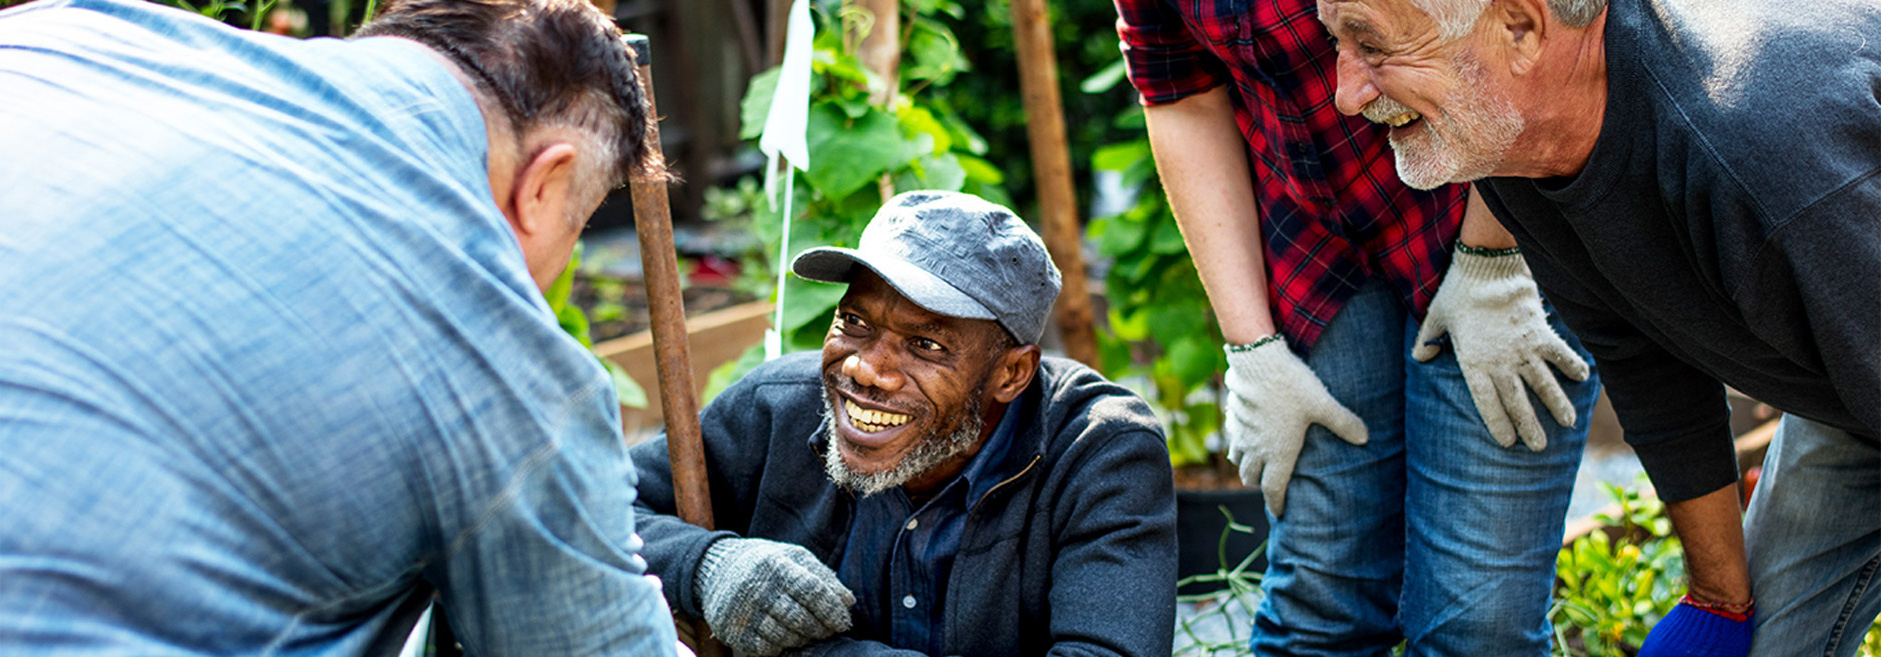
[1086,108,1226,468]
[1551,483,1685,656]
[923,0,1143,215]
[545,243,649,409]
[709,0,1008,390]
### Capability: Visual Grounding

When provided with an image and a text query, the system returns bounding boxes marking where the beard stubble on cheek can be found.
[819,374,988,497]
[1383,52,1524,190]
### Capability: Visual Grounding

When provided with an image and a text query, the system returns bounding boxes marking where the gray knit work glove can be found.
[1223,336,1369,517]
[1413,247,1591,451]
[694,537,854,657]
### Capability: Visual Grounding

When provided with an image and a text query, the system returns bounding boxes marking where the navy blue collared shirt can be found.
[837,394,1030,655]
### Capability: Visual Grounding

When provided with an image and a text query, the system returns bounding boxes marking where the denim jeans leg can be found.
[1250,283,1409,657]
[1398,305,1597,656]
[1744,415,1881,657]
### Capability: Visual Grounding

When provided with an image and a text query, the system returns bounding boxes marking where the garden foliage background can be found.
[9,0,1875,653]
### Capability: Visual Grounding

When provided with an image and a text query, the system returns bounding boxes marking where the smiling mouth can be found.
[845,399,913,433]
[1381,109,1422,127]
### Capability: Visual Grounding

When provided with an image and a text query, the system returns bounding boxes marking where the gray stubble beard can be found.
[1383,51,1525,190]
[820,386,986,497]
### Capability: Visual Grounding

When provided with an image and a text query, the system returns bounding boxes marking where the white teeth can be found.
[844,400,911,431]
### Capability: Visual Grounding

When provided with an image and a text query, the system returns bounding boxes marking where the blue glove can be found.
[1638,597,1754,657]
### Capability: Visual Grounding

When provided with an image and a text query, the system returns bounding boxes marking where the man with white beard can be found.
[1109,0,1600,653]
[627,191,1177,657]
[1319,0,1881,653]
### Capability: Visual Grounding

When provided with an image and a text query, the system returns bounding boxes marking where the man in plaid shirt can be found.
[1113,0,1600,653]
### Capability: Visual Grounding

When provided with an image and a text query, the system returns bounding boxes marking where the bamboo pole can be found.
[1008,0,1099,368]
[624,34,727,657]
[855,0,899,107]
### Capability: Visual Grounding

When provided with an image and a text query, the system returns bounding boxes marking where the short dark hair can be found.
[356,0,660,186]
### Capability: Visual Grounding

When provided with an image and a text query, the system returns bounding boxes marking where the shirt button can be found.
[902,595,917,609]
[905,518,919,530]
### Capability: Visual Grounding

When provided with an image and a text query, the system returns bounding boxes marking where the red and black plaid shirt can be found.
[1114,0,1466,350]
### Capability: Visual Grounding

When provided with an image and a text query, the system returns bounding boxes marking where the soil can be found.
[571,273,758,343]
[1171,462,1252,491]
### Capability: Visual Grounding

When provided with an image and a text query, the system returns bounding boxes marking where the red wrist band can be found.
[1681,594,1754,622]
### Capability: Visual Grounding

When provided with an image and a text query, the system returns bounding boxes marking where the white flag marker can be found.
[758,0,814,361]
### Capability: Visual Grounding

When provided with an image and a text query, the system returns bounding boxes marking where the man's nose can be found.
[842,346,904,392]
[1333,48,1379,117]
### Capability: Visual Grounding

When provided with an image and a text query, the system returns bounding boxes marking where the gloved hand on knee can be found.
[1414,247,1590,451]
[1637,595,1754,657]
[695,537,855,656]
[1222,335,1369,517]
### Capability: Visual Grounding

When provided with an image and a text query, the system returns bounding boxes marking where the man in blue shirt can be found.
[630,191,1178,657]
[0,0,675,654]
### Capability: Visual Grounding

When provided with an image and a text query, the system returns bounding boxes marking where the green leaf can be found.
[836,94,872,119]
[1093,140,1152,173]
[1108,307,1151,342]
[1097,214,1149,255]
[1166,335,1224,385]
[544,246,579,311]
[1097,330,1135,377]
[1149,215,1188,254]
[781,274,849,333]
[1079,57,1129,94]
[904,18,968,83]
[1113,105,1147,130]
[897,130,938,164]
[557,304,592,349]
[897,153,967,192]
[739,67,782,141]
[897,105,952,153]
[937,107,990,155]
[804,104,907,200]
[1168,427,1210,467]
[955,154,1005,185]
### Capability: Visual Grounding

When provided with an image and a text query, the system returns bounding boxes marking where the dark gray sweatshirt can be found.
[1479,0,1881,501]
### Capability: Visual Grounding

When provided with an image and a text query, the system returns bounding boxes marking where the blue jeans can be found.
[1745,415,1881,656]
[1249,282,1600,657]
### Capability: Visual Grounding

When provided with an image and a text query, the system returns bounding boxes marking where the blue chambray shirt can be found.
[0,1,674,654]
[837,393,1027,655]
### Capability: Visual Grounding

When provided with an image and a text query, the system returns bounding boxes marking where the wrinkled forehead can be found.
[1317,0,1437,41]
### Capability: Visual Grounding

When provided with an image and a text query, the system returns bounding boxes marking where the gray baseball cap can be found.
[791,191,1062,344]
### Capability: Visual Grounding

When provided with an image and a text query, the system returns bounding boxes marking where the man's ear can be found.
[989,342,1042,404]
[1491,0,1549,76]
[504,142,581,238]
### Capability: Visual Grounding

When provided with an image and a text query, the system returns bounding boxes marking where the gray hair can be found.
[1410,0,1607,40]
[357,0,663,191]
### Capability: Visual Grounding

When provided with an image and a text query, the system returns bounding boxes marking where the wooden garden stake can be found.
[856,0,900,108]
[1009,0,1099,368]
[855,0,901,201]
[623,34,727,657]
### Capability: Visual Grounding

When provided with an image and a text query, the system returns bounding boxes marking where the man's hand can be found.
[1638,596,1754,657]
[1223,337,1369,517]
[1413,247,1590,450]
[695,537,854,657]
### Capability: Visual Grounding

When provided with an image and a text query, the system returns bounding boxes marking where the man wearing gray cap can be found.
[629,191,1177,656]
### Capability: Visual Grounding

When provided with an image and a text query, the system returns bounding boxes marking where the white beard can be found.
[1379,53,1524,190]
[819,389,984,497]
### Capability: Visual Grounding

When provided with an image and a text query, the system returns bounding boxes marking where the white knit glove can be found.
[1223,336,1369,517]
[1413,247,1591,451]
[694,537,854,656]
